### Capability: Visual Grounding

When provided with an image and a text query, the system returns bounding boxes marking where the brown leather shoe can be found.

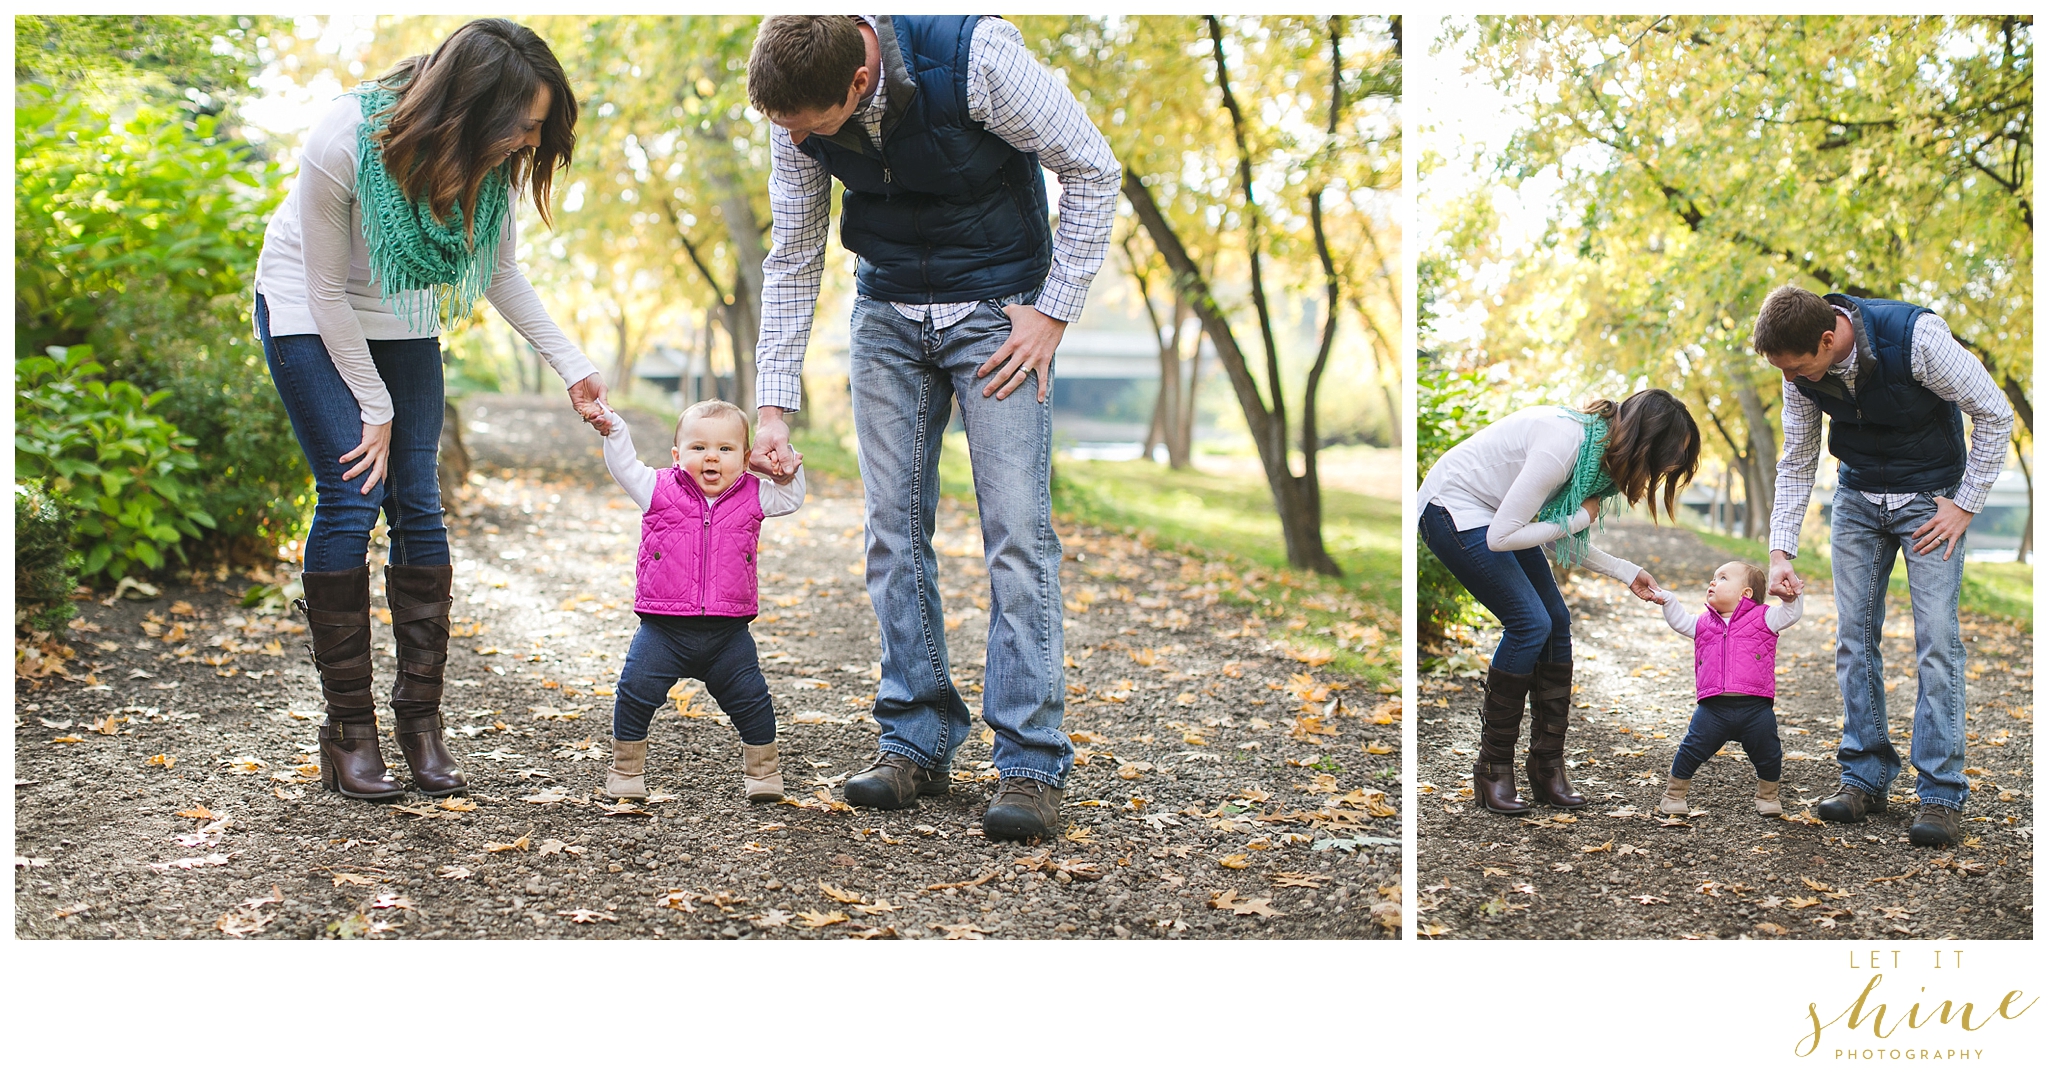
[298,567,402,802]
[1473,666,1535,814]
[1908,804,1963,847]
[983,777,1061,840]
[1525,659,1586,808]
[1815,783,1886,823]
[385,564,467,796]
[844,751,949,810]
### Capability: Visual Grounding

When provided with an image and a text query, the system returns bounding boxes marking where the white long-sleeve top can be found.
[254,95,600,426]
[597,409,806,517]
[1654,591,1804,638]
[1768,305,2015,557]
[1418,406,1642,584]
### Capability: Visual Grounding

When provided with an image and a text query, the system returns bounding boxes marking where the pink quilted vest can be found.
[635,469,762,617]
[1692,596,1777,699]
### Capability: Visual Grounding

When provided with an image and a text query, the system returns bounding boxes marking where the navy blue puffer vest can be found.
[794,15,1052,303]
[1789,295,1966,495]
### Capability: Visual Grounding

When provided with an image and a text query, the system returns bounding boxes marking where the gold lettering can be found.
[1996,990,2037,1021]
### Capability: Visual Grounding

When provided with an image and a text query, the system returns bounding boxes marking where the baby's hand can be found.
[585,406,617,437]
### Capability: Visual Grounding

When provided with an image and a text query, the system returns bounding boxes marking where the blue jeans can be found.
[612,615,776,745]
[1828,487,1969,810]
[257,293,449,572]
[1670,694,1781,781]
[1419,501,1572,675]
[848,293,1070,787]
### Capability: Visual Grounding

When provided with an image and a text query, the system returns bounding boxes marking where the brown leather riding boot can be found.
[1473,666,1535,814]
[384,564,468,796]
[298,566,402,801]
[1526,659,1587,808]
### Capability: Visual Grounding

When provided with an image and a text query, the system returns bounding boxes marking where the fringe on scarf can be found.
[1537,409,1619,569]
[352,85,509,334]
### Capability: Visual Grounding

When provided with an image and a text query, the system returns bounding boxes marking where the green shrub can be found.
[14,479,80,633]
[1416,360,1495,647]
[14,346,216,581]
[15,83,307,562]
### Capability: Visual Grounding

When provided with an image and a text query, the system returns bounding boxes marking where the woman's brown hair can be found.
[1581,388,1701,522]
[371,19,577,239]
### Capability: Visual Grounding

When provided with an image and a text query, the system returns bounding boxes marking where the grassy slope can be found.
[1687,526,2032,628]
[801,431,1400,682]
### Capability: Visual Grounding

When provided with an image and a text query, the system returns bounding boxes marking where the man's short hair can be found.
[747,15,865,116]
[1752,284,1838,357]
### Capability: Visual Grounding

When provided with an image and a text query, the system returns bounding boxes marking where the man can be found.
[1754,284,2014,847]
[742,16,1119,840]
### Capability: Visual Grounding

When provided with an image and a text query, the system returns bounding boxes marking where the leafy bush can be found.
[14,479,80,633]
[15,83,308,562]
[15,346,217,581]
[1416,360,1495,647]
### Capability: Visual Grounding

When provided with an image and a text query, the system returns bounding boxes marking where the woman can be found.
[254,19,607,800]
[1419,389,1701,814]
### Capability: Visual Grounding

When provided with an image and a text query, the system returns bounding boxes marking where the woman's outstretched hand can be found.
[339,421,393,495]
[567,373,609,431]
[1581,496,1603,525]
[1629,568,1663,602]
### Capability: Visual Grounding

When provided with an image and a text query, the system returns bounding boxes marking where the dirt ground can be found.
[15,394,1398,940]
[1417,521,2034,940]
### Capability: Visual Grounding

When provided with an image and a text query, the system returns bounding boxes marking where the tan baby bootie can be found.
[1658,776,1690,816]
[743,741,784,803]
[1755,778,1783,817]
[607,739,648,801]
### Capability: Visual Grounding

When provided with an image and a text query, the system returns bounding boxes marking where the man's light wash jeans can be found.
[1828,486,1969,810]
[847,293,1071,787]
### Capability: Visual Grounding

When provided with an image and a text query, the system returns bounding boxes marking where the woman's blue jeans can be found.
[1419,501,1572,675]
[257,293,449,572]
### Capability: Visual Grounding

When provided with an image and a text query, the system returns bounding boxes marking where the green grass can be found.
[1687,526,2031,628]
[797,427,1399,682]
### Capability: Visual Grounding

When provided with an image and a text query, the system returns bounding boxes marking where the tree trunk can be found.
[716,186,764,416]
[1123,172,1338,575]
[2015,438,2033,564]
[1169,321,1200,470]
[439,398,472,512]
[1735,378,1777,527]
[612,308,634,396]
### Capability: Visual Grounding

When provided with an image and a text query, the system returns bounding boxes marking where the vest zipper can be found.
[700,498,713,616]
[1719,610,1730,695]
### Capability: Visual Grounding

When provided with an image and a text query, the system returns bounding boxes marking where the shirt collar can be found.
[1828,303,1859,375]
[857,15,887,121]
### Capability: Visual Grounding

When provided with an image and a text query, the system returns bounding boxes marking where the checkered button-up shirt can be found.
[753,15,1120,413]
[1769,306,2015,557]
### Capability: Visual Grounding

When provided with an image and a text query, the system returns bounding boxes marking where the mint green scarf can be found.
[1537,409,1619,568]
[352,84,509,333]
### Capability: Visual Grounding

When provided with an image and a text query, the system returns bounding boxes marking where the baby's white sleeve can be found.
[1657,592,1698,638]
[1766,594,1805,633]
[600,411,656,511]
[758,465,808,518]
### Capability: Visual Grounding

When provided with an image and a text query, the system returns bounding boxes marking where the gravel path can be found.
[1416,522,2034,940]
[15,395,1398,940]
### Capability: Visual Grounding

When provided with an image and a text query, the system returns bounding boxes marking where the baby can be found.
[1653,560,1804,817]
[587,399,805,803]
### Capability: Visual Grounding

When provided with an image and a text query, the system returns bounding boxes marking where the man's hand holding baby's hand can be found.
[1767,550,1802,600]
[751,406,800,481]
